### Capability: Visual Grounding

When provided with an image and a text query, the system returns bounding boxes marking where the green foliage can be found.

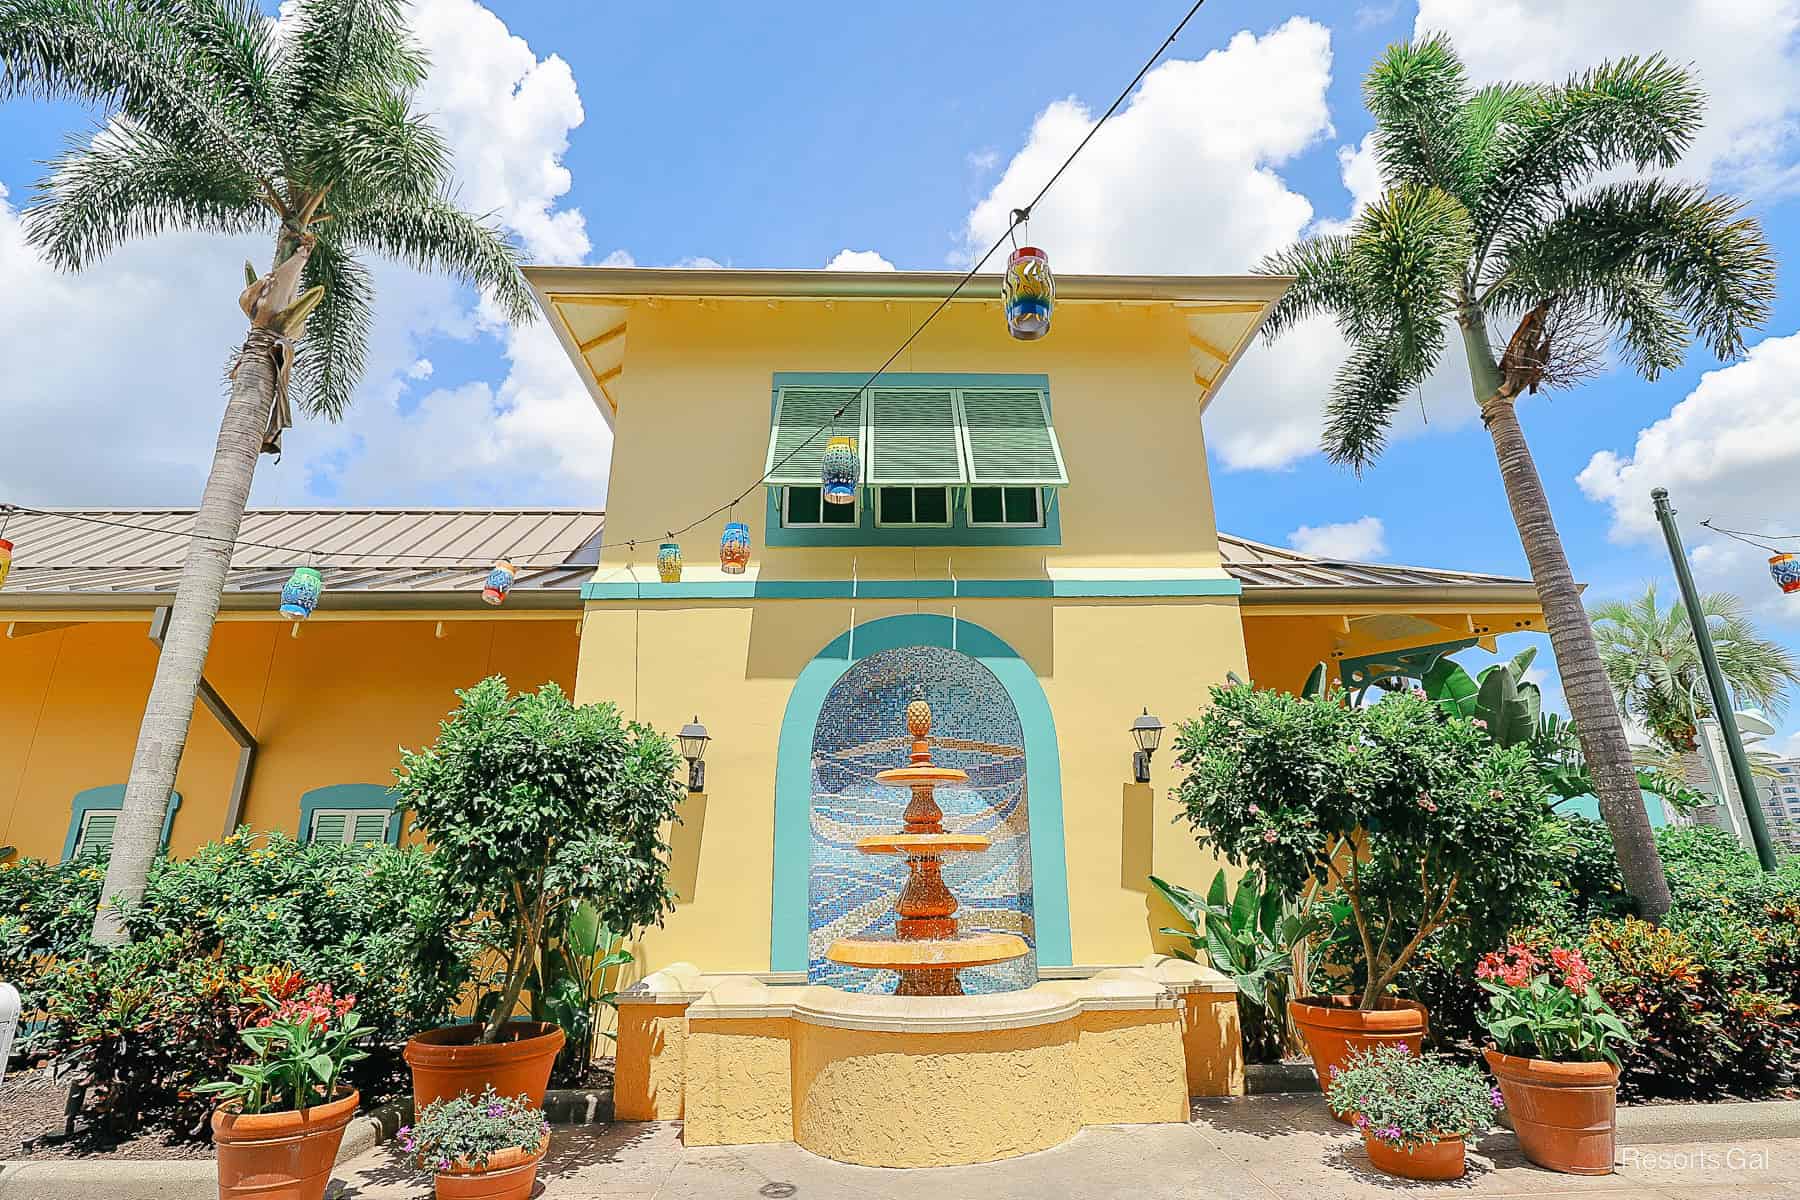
[394,677,682,1043]
[1173,686,1557,1007]
[1149,870,1314,1063]
[195,988,368,1115]
[0,854,105,1019]
[402,1086,550,1175]
[530,902,633,1086]
[1475,943,1635,1065]
[1324,1044,1503,1149]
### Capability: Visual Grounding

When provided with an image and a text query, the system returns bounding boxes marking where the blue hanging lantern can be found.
[279,566,322,620]
[482,558,517,606]
[1002,244,1054,340]
[720,522,751,575]
[821,435,860,504]
[1771,553,1800,595]
[657,541,683,583]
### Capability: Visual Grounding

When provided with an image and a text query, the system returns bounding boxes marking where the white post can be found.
[0,981,20,1087]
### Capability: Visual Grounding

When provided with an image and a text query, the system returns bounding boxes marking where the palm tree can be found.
[0,0,534,942]
[1593,584,1800,753]
[1256,35,1776,919]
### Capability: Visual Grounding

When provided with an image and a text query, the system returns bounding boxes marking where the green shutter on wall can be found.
[310,811,348,844]
[957,389,1068,486]
[867,389,967,486]
[75,812,117,859]
[764,389,865,486]
[350,811,391,845]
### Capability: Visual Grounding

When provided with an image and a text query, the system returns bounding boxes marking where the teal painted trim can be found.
[61,785,182,863]
[771,371,1050,399]
[581,576,1241,601]
[298,784,403,845]
[765,488,1063,548]
[769,613,1072,973]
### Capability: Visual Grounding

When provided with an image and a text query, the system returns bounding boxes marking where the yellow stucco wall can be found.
[1071,1008,1189,1125]
[682,1016,796,1146]
[0,616,578,859]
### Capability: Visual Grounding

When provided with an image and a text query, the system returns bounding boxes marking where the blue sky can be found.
[2,0,1799,747]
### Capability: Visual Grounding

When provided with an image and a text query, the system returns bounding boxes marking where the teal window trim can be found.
[61,785,182,863]
[770,613,1072,972]
[298,784,403,846]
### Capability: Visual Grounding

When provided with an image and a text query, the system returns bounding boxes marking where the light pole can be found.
[1652,488,1779,871]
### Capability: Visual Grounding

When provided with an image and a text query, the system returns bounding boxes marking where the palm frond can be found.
[1363,32,1474,198]
[291,233,371,420]
[1455,82,1543,202]
[295,81,449,207]
[1321,338,1415,471]
[1347,184,1469,382]
[277,0,426,125]
[154,0,286,138]
[23,117,266,267]
[1254,234,1363,341]
[333,196,534,324]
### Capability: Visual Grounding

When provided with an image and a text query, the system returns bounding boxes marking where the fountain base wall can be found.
[616,956,1242,1167]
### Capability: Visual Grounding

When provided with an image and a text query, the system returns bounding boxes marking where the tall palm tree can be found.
[0,0,534,942]
[1593,584,1800,753]
[1257,35,1776,919]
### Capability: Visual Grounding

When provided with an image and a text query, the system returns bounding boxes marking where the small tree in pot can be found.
[394,677,682,1109]
[1173,685,1556,1102]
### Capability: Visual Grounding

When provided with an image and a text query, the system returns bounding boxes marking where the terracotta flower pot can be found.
[1289,995,1428,1123]
[433,1134,551,1200]
[1485,1047,1619,1175]
[406,1021,564,1112]
[1362,1131,1466,1181]
[213,1087,359,1200]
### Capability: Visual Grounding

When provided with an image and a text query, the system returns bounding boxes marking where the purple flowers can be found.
[1490,1087,1505,1109]
[486,1102,506,1118]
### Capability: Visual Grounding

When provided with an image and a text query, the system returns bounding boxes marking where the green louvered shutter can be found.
[310,811,349,845]
[957,389,1067,486]
[350,811,391,845]
[76,812,117,860]
[867,389,966,486]
[764,388,865,486]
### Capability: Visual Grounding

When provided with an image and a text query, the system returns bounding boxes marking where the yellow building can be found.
[0,267,1544,985]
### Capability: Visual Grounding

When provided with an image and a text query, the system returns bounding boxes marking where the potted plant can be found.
[1477,942,1636,1175]
[1326,1043,1505,1180]
[1174,686,1555,1110]
[400,1085,553,1200]
[199,984,369,1200]
[394,677,683,1110]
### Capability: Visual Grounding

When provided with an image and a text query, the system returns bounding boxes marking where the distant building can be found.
[1761,758,1800,854]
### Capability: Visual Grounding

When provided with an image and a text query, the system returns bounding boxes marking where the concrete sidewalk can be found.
[312,1094,1799,1200]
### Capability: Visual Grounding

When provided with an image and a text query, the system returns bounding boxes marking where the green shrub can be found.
[0,855,106,1021]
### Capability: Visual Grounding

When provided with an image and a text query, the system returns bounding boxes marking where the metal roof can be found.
[0,509,1536,608]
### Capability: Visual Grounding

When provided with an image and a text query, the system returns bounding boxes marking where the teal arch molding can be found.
[769,612,1072,972]
[61,785,182,863]
[297,783,404,845]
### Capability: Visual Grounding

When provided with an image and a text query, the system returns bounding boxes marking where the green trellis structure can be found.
[1336,637,1479,701]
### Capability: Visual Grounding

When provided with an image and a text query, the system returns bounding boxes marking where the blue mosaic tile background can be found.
[807,643,1038,994]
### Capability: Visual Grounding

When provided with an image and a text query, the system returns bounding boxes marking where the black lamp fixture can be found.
[1130,708,1164,784]
[678,715,711,793]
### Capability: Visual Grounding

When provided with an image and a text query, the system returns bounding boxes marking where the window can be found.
[71,810,118,860]
[783,486,857,527]
[308,808,393,845]
[968,486,1044,528]
[876,486,950,527]
[62,785,181,864]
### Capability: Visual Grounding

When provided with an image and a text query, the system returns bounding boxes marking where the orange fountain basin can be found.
[826,931,1029,971]
[873,766,970,787]
[854,833,992,854]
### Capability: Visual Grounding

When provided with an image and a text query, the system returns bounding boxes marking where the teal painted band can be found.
[769,612,1073,973]
[298,783,403,845]
[581,576,1242,601]
[62,784,182,863]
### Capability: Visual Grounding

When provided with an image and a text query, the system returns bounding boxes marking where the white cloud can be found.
[1576,331,1800,623]
[825,249,897,271]
[966,149,999,173]
[1288,516,1388,561]
[406,358,435,380]
[1415,0,1800,195]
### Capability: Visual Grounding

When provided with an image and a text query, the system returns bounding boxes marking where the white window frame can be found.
[309,808,393,846]
[967,485,1047,529]
[874,485,953,529]
[781,485,861,529]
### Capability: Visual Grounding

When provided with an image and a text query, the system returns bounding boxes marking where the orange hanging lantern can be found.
[0,537,12,592]
[1771,553,1800,595]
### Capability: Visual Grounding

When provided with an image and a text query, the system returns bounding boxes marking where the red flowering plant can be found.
[1475,942,1635,1065]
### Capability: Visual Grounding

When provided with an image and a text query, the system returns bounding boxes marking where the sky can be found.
[2,0,1800,750]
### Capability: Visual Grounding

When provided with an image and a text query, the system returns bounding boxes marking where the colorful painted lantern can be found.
[657,541,683,583]
[0,538,11,593]
[720,522,751,575]
[279,566,322,620]
[1771,553,1800,595]
[482,558,517,606]
[821,435,860,504]
[1002,245,1054,340]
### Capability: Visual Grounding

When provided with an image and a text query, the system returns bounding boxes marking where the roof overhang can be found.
[522,266,1294,431]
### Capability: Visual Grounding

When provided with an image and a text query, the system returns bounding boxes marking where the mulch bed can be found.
[0,1065,212,1161]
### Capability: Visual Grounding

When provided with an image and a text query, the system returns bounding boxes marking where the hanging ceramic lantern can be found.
[482,558,517,606]
[0,537,12,593]
[821,435,860,504]
[279,566,322,620]
[1002,245,1054,340]
[657,541,683,583]
[1771,553,1800,595]
[720,522,751,575]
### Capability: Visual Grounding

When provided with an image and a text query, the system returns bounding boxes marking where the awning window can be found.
[957,389,1068,487]
[867,389,964,486]
[764,388,864,486]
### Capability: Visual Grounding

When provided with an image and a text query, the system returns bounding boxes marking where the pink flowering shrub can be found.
[1476,941,1634,1065]
[1324,1043,1503,1150]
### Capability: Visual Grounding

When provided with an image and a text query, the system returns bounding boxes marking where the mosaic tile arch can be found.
[807,643,1038,993]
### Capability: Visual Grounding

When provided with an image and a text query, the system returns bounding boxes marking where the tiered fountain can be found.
[826,696,1028,996]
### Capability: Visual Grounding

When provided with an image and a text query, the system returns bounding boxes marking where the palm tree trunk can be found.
[1460,316,1672,919]
[90,243,303,944]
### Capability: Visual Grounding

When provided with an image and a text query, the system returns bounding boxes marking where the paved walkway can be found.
[327,1094,1800,1200]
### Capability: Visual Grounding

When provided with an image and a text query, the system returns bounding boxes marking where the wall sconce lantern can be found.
[1130,708,1164,784]
[678,715,711,793]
